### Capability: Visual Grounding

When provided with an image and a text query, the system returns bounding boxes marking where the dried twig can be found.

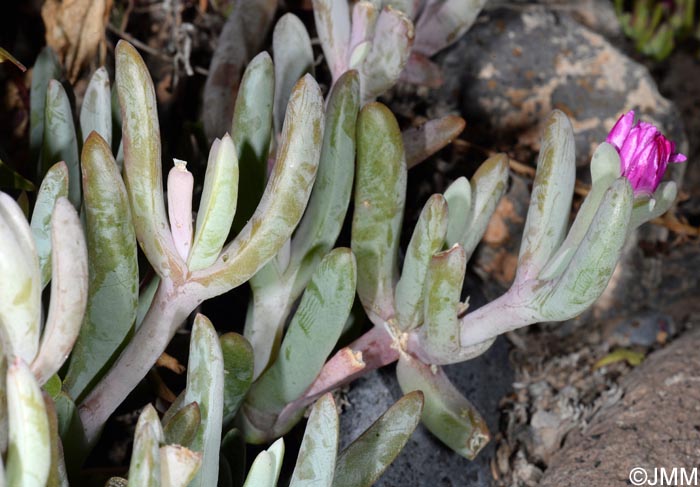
[106,23,209,76]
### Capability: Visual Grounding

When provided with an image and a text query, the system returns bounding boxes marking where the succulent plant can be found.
[0,2,687,479]
[312,0,487,99]
[615,0,699,60]
[251,108,683,460]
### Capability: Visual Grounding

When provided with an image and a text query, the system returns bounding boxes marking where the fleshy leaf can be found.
[273,13,314,135]
[194,75,323,295]
[539,142,621,281]
[244,249,356,439]
[230,52,274,236]
[352,103,406,323]
[396,354,490,459]
[163,401,201,447]
[395,194,448,331]
[127,405,164,487]
[443,177,471,248]
[537,178,633,320]
[116,41,182,278]
[43,392,69,487]
[53,392,88,477]
[359,7,414,103]
[403,115,465,169]
[0,193,41,363]
[333,391,424,487]
[629,182,677,230]
[80,67,112,146]
[289,394,338,487]
[42,80,80,207]
[31,198,88,385]
[312,0,351,81]
[515,111,575,283]
[63,134,138,402]
[413,0,486,56]
[30,161,69,288]
[220,333,254,426]
[6,358,51,487]
[160,445,202,487]
[288,70,360,296]
[183,314,225,487]
[30,47,62,162]
[415,244,466,364]
[242,451,273,487]
[459,153,509,259]
[188,135,239,271]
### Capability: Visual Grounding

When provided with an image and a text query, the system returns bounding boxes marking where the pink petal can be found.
[606,110,635,150]
[670,152,687,163]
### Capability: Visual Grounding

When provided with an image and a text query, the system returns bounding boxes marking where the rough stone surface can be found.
[433,6,687,172]
[338,335,513,487]
[539,325,700,486]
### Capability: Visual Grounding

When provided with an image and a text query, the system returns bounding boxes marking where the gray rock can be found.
[434,6,687,172]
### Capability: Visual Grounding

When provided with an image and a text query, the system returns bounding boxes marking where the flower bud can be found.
[606,110,686,196]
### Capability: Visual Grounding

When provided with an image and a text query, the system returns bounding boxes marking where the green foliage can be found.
[615,0,698,60]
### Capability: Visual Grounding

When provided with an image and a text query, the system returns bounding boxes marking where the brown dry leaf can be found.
[41,0,112,82]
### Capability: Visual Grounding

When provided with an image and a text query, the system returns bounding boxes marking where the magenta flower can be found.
[606,110,686,196]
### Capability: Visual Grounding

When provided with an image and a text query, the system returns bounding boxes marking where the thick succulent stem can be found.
[275,326,399,429]
[458,285,542,347]
[78,278,200,444]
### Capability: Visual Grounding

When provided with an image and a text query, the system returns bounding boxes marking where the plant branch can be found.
[78,278,199,444]
[275,326,399,428]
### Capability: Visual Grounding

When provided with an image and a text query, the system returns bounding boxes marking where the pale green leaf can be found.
[312,0,350,81]
[396,354,490,459]
[80,67,112,147]
[116,41,182,278]
[290,394,338,487]
[30,161,69,288]
[332,391,424,487]
[359,8,413,103]
[515,111,575,282]
[42,80,80,207]
[6,358,51,487]
[127,404,163,487]
[63,134,138,402]
[273,13,314,135]
[183,314,225,487]
[245,249,356,429]
[194,75,323,296]
[459,153,509,259]
[220,333,254,426]
[30,47,62,162]
[230,51,274,237]
[537,178,633,320]
[31,197,88,385]
[416,244,466,364]
[188,135,239,271]
[288,70,360,296]
[0,193,41,363]
[395,194,448,331]
[352,103,406,323]
[443,177,471,247]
